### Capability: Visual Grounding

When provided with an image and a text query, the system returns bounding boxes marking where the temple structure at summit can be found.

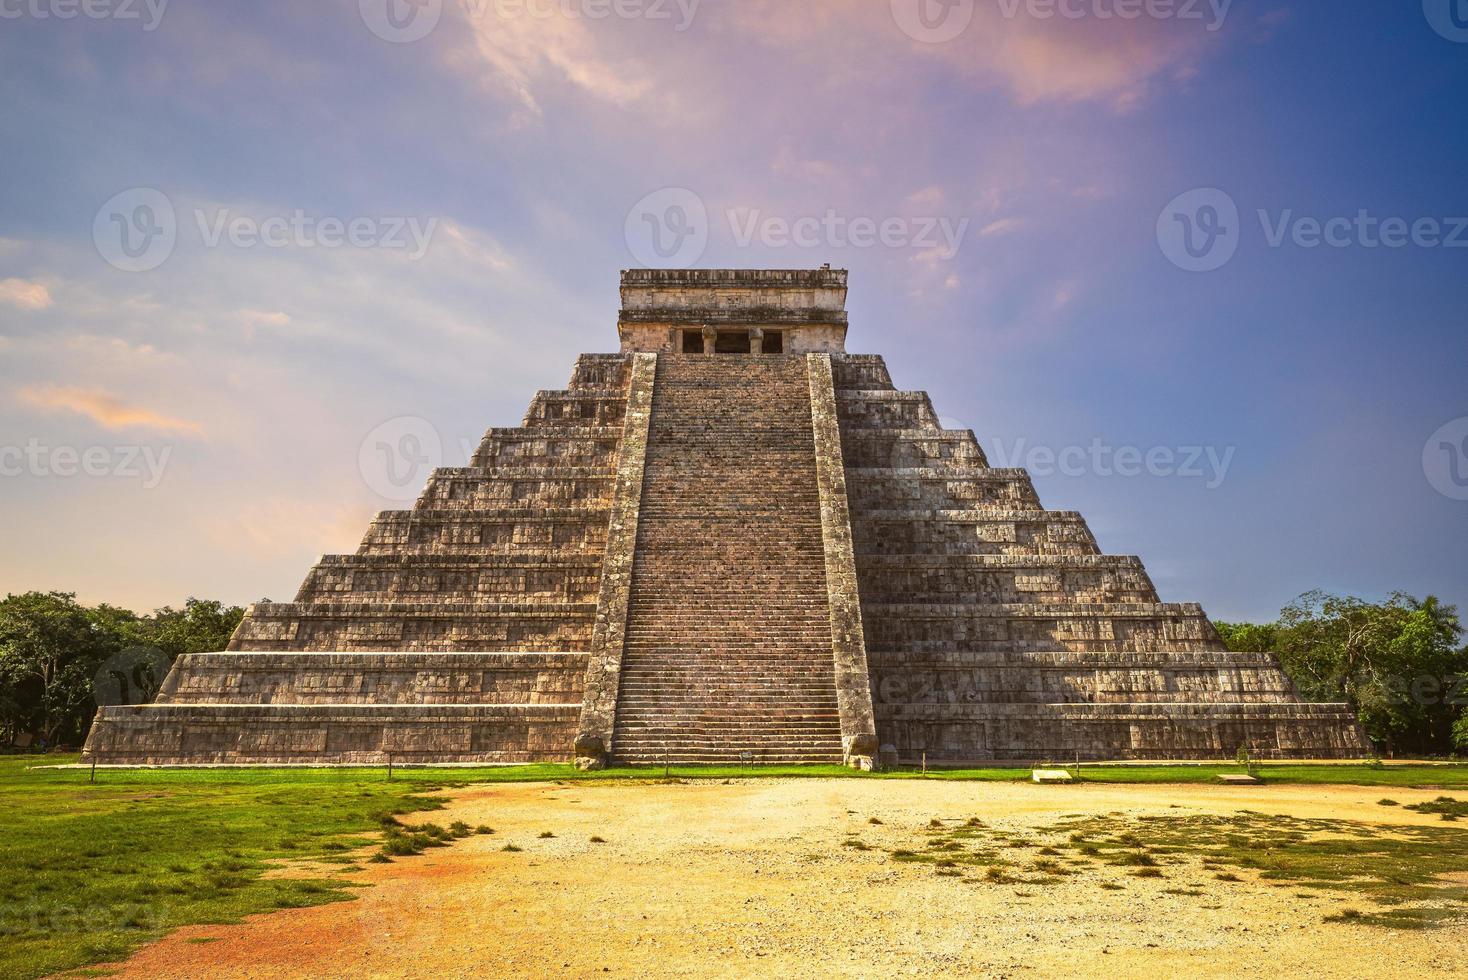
[83,268,1368,768]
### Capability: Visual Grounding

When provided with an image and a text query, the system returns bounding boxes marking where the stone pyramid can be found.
[84,268,1367,768]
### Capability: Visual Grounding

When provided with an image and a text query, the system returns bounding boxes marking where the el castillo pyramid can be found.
[84,268,1367,768]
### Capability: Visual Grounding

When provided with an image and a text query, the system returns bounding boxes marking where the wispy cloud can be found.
[241,309,291,328]
[978,217,1023,238]
[453,8,659,119]
[65,335,174,362]
[16,385,205,435]
[727,2,1218,110]
[0,277,53,310]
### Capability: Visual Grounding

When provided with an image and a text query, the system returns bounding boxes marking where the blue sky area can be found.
[0,0,1464,621]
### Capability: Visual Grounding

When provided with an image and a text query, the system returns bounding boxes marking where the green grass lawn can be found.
[0,756,463,979]
[3,754,1466,978]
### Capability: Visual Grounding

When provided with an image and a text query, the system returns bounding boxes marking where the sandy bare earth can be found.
[96,779,1468,979]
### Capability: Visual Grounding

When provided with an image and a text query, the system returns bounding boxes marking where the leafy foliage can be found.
[1218,591,1467,755]
[0,592,245,747]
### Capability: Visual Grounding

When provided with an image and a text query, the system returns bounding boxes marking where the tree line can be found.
[1216,591,1467,757]
[2,587,1465,756]
[0,592,246,748]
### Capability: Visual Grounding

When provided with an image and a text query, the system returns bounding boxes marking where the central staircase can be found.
[611,356,844,764]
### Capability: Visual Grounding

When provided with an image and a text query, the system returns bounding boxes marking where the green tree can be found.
[0,592,127,745]
[1213,621,1278,654]
[1219,591,1466,756]
[0,593,246,748]
[138,598,245,657]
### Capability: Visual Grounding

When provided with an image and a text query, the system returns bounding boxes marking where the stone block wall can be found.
[85,354,636,765]
[158,652,587,705]
[832,353,1367,762]
[86,704,578,765]
[79,275,1370,767]
[606,354,846,765]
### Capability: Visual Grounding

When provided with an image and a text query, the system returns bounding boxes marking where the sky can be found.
[0,0,1465,623]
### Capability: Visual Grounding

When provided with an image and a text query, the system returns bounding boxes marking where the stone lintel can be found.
[619,267,848,292]
[573,352,657,768]
[617,267,850,354]
[807,353,879,768]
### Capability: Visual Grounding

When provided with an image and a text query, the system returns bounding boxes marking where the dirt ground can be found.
[99,779,1468,979]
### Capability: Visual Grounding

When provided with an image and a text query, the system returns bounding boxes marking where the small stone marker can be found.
[1032,769,1074,784]
[1216,774,1262,785]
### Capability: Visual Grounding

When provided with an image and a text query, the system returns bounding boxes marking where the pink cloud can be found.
[17,385,205,435]
[727,2,1218,109]
[0,277,53,311]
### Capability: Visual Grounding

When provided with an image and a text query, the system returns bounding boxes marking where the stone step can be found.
[874,701,1365,763]
[156,651,588,705]
[612,354,843,759]
[229,600,596,653]
[83,703,581,765]
[835,390,940,429]
[567,353,632,390]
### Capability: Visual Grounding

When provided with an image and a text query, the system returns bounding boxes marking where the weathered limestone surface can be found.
[607,355,846,765]
[86,704,577,765]
[84,354,634,765]
[83,269,1368,766]
[575,353,656,767]
[833,351,1368,761]
[618,267,850,355]
[158,652,587,705]
[807,353,879,767]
